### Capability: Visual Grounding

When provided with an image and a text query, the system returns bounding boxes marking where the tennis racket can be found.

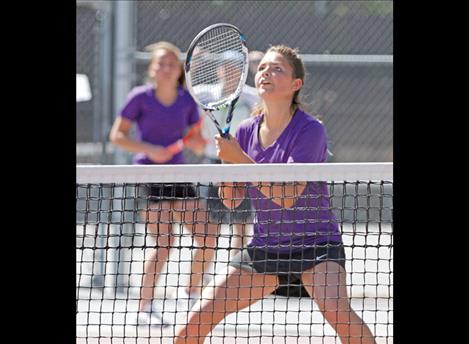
[166,118,206,155]
[184,23,249,138]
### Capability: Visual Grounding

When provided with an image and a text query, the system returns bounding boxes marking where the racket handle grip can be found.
[167,137,209,154]
[166,139,184,155]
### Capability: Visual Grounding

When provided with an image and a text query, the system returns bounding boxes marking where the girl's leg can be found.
[229,200,253,259]
[301,262,376,344]
[229,223,247,258]
[138,201,174,311]
[174,198,219,296]
[174,266,279,344]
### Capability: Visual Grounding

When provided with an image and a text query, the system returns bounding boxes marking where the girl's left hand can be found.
[214,134,246,163]
[185,134,207,156]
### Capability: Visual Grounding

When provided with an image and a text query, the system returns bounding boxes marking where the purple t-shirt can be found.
[235,109,342,252]
[120,84,200,164]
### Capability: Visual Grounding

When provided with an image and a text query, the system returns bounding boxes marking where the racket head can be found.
[185,23,249,111]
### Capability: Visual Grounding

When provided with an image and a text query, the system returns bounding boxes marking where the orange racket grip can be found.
[182,118,203,143]
[166,118,205,154]
[166,139,184,155]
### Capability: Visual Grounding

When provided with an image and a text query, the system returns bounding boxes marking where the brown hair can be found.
[145,41,185,87]
[252,45,306,116]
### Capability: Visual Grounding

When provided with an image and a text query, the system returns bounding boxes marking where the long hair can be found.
[251,45,306,116]
[145,41,185,87]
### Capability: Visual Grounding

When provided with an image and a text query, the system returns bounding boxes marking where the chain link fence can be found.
[76,4,100,144]
[77,2,112,163]
[77,1,392,163]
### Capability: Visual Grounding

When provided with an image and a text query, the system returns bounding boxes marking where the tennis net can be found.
[77,163,393,344]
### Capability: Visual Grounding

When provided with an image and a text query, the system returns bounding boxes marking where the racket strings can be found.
[190,48,245,102]
[186,24,248,135]
[190,47,244,80]
[191,63,243,90]
[198,29,241,50]
[190,28,244,89]
[196,39,242,57]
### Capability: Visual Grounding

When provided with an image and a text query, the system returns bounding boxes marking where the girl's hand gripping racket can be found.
[184,23,249,139]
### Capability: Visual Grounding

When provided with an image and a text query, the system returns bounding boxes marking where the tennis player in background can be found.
[200,50,264,260]
[174,45,376,344]
[109,41,218,326]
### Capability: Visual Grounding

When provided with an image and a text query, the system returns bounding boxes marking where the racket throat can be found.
[205,109,226,137]
[221,97,239,138]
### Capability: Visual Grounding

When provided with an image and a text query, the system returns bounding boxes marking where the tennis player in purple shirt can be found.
[109,41,218,327]
[174,45,376,344]
[234,110,342,250]
[119,83,200,165]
